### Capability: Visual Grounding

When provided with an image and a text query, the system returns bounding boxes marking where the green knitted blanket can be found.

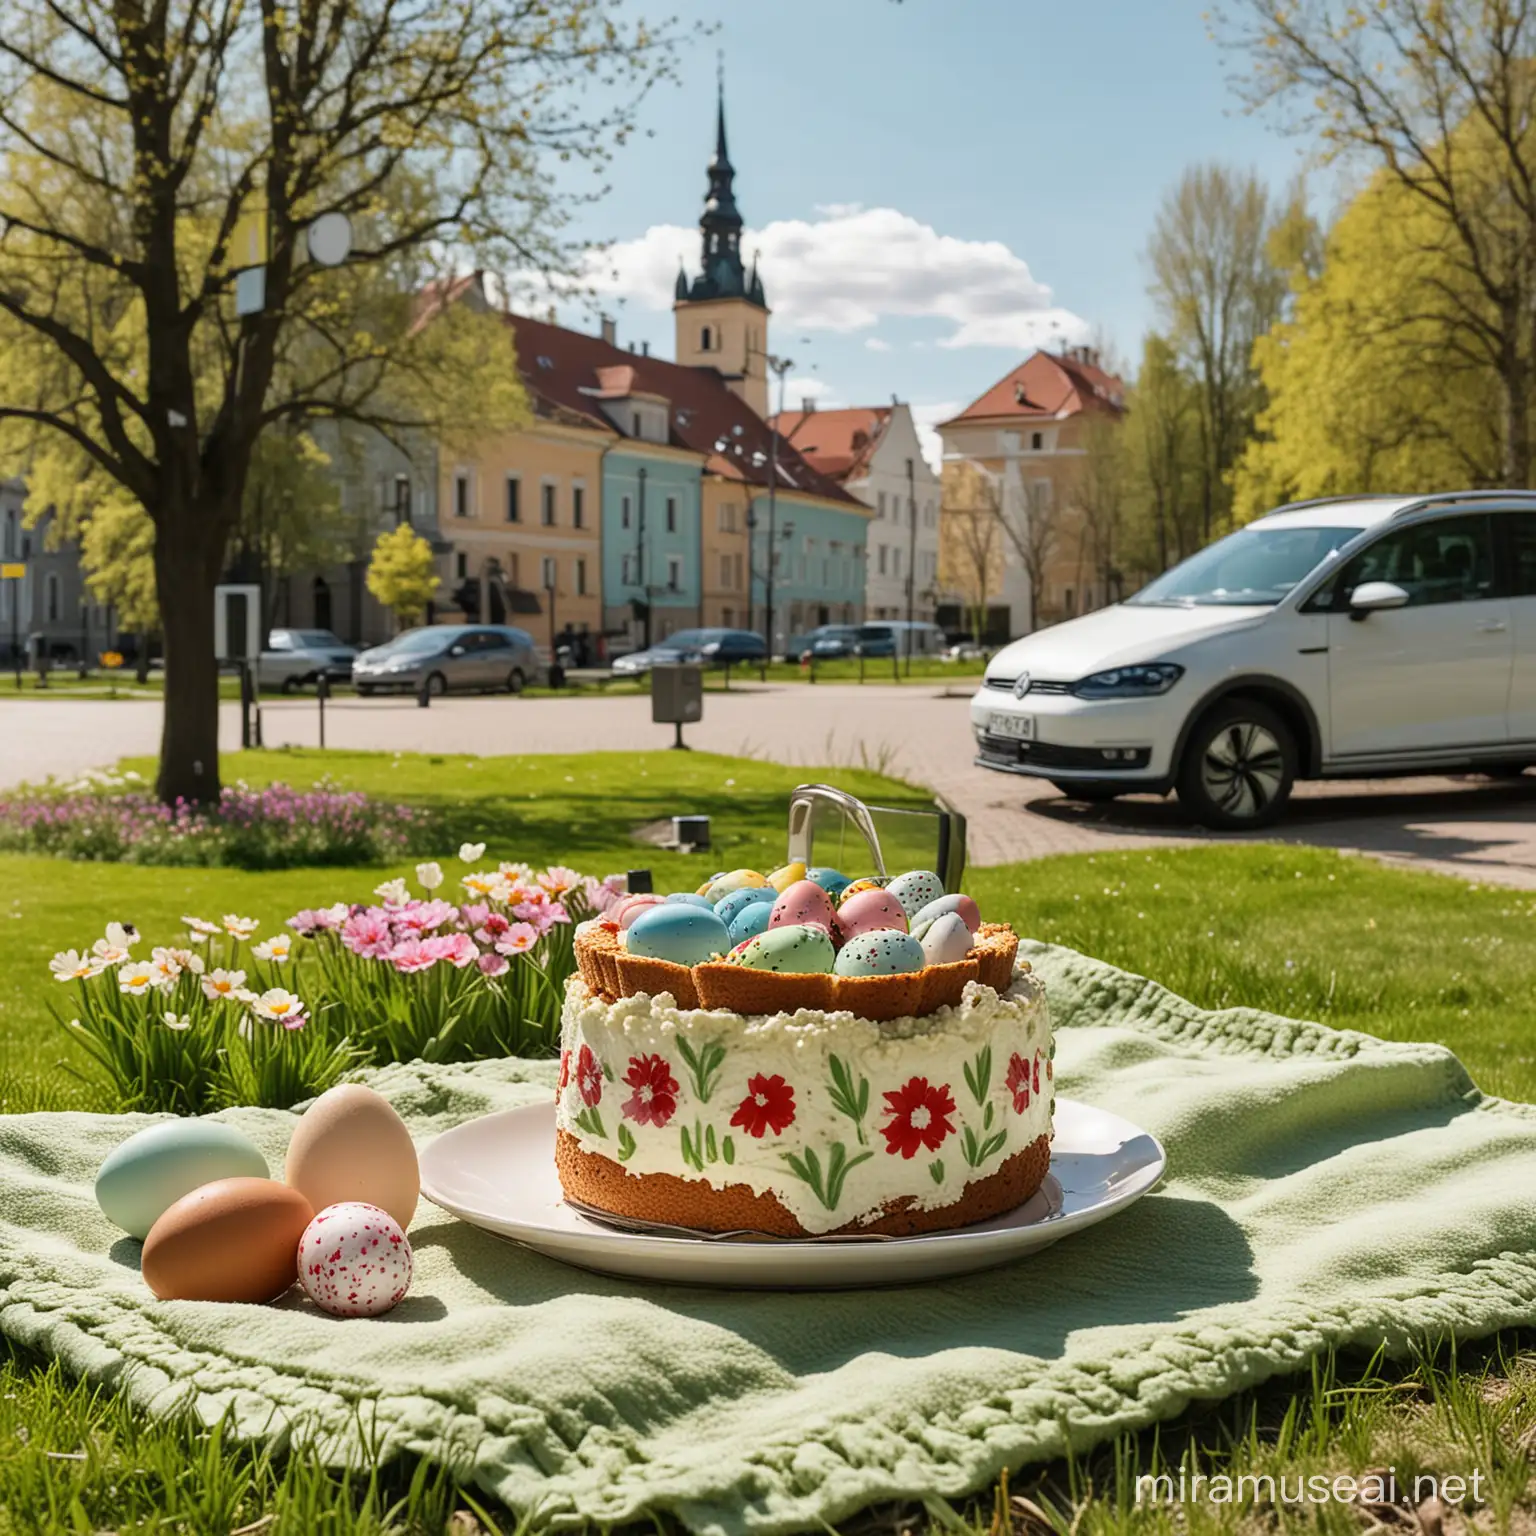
[3,942,1535,1534]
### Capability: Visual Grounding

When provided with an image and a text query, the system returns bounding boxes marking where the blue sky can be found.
[546,0,1320,457]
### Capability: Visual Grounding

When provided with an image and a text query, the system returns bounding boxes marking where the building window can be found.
[499,476,517,523]
[45,572,59,622]
[878,544,887,575]
[666,555,683,591]
[393,474,411,524]
[893,548,902,579]
[718,553,732,588]
[665,496,677,533]
[701,325,714,352]
[877,491,886,520]
[717,501,737,532]
[632,412,642,438]
[575,557,587,596]
[621,553,637,585]
[454,472,472,519]
[621,494,632,530]
[1031,431,1044,451]
[541,483,556,526]
[572,485,585,529]
[455,552,467,580]
[1064,587,1076,616]
[541,555,557,591]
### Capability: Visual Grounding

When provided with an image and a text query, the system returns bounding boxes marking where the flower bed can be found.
[0,773,432,869]
[49,852,623,1112]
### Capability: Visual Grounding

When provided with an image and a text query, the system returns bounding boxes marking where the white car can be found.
[972,491,1535,828]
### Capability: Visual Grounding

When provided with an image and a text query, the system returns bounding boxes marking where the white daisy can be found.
[49,949,103,983]
[222,914,259,940]
[201,968,248,1002]
[373,877,409,905]
[117,961,156,995]
[162,1012,192,1030]
[458,842,487,863]
[250,988,305,1025]
[252,935,292,963]
[415,861,444,891]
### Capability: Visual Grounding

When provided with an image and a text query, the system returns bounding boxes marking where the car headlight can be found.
[1072,663,1184,699]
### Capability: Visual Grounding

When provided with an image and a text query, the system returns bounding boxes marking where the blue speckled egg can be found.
[703,868,770,905]
[833,930,926,978]
[664,892,714,911]
[714,886,776,928]
[885,870,947,919]
[732,923,836,973]
[627,903,732,966]
[96,1120,269,1239]
[727,901,774,945]
[916,911,974,966]
[804,867,853,896]
[910,892,982,934]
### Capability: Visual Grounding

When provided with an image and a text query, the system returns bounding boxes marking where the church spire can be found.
[677,70,763,309]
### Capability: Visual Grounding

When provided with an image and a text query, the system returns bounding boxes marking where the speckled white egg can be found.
[916,910,975,966]
[298,1201,412,1318]
[833,929,926,977]
[885,870,947,919]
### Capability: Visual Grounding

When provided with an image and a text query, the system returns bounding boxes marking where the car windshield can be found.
[1127,525,1365,607]
[660,631,706,649]
[374,629,454,655]
[293,630,343,647]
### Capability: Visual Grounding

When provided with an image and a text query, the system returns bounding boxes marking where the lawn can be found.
[2,747,1534,1534]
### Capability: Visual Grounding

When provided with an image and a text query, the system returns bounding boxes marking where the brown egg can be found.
[284,1083,419,1230]
[142,1178,313,1303]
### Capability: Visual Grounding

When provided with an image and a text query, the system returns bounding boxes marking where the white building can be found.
[769,402,941,621]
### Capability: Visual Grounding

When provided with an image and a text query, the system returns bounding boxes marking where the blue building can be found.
[600,444,705,643]
[748,491,869,641]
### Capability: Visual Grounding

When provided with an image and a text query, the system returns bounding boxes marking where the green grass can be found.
[2,748,1535,1532]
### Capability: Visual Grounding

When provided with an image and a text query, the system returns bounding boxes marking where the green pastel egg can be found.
[833,930,927,977]
[732,922,836,974]
[95,1119,269,1240]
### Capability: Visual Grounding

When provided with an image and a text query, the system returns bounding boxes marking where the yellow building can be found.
[700,475,752,628]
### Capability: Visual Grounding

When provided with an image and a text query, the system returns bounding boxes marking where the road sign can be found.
[0,563,23,579]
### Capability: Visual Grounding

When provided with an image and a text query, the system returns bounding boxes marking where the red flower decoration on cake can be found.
[729,1073,796,1139]
[558,1049,571,1092]
[1006,1052,1032,1113]
[879,1076,956,1159]
[576,1044,603,1107]
[620,1052,679,1128]
[1033,1053,1041,1096]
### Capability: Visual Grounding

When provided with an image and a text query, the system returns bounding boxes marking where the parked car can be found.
[257,629,358,692]
[784,624,862,662]
[611,628,767,675]
[945,639,991,662]
[971,491,1536,829]
[856,620,949,659]
[352,625,544,696]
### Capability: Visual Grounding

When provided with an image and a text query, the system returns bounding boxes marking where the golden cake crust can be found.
[556,1127,1052,1238]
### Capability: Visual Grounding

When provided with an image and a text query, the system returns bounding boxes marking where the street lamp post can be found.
[636,465,650,649]
[905,455,918,676]
[761,354,794,659]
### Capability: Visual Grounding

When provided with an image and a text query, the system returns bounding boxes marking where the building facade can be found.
[770,403,941,622]
[937,347,1128,640]
[0,485,116,665]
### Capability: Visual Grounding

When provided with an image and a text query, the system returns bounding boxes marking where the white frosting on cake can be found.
[556,969,1053,1235]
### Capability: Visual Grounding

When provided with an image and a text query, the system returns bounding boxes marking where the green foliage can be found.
[366,523,440,628]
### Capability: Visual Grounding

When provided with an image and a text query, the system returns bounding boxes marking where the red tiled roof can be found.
[939,350,1126,430]
[504,311,861,506]
[768,406,891,483]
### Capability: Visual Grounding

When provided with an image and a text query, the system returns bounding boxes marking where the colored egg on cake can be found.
[703,868,769,905]
[141,1177,313,1303]
[285,1083,420,1231]
[916,911,975,967]
[714,886,776,928]
[768,878,838,933]
[837,877,887,904]
[614,892,666,930]
[731,923,836,973]
[804,867,853,896]
[910,892,982,934]
[766,860,806,893]
[626,903,731,966]
[833,930,926,977]
[298,1201,413,1318]
[727,902,774,945]
[885,870,947,919]
[664,892,714,911]
[836,886,909,938]
[95,1119,269,1240]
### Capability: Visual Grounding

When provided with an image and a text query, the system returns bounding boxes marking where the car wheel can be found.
[357,684,376,697]
[426,671,448,697]
[506,667,526,695]
[280,675,300,695]
[1050,780,1123,803]
[1176,699,1296,830]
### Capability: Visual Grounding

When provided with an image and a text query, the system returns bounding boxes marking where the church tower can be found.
[673,83,769,417]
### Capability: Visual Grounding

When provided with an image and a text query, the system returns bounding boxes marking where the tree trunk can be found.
[155,532,224,806]
[1499,325,1530,487]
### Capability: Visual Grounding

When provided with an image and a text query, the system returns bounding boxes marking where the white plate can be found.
[987,710,1034,740]
[419,1098,1166,1290]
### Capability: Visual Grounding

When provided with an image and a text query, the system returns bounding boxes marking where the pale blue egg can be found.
[733,923,836,973]
[664,892,714,911]
[727,902,774,945]
[805,867,853,896]
[910,892,982,933]
[833,930,927,977]
[626,903,732,966]
[886,870,947,919]
[715,886,776,928]
[95,1119,269,1239]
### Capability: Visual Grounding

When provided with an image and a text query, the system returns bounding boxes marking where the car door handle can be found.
[1477,620,1508,633]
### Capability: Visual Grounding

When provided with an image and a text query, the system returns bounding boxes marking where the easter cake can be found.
[557,864,1053,1238]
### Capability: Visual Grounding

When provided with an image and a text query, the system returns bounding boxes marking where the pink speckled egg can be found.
[836,887,909,938]
[298,1201,412,1318]
[768,878,838,934]
[614,893,666,930]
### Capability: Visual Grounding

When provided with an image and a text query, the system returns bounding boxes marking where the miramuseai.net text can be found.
[1135,1470,1486,1508]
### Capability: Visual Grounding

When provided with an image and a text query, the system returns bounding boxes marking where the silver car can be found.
[352,624,545,696]
[257,628,358,692]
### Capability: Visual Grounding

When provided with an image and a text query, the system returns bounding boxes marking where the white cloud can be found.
[864,337,892,352]
[578,206,1090,351]
[911,401,963,474]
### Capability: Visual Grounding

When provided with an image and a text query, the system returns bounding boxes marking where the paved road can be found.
[2,686,1533,887]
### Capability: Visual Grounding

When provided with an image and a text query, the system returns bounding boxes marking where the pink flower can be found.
[478,950,510,977]
[423,932,477,968]
[342,911,394,959]
[494,922,540,956]
[577,1044,603,1107]
[620,1053,678,1128]
[461,902,491,929]
[539,865,581,895]
[474,912,511,945]
[388,938,437,973]
[581,876,624,914]
[393,898,458,936]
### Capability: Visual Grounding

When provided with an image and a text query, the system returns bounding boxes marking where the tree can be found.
[77,493,160,681]
[1074,412,1132,604]
[1146,164,1297,540]
[366,523,438,628]
[1218,0,1536,487]
[0,1,680,804]
[1123,333,1204,572]
[996,476,1059,633]
[940,461,1003,644]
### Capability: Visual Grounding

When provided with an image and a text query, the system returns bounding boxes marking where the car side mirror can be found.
[1348,580,1410,620]
[449,644,467,656]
